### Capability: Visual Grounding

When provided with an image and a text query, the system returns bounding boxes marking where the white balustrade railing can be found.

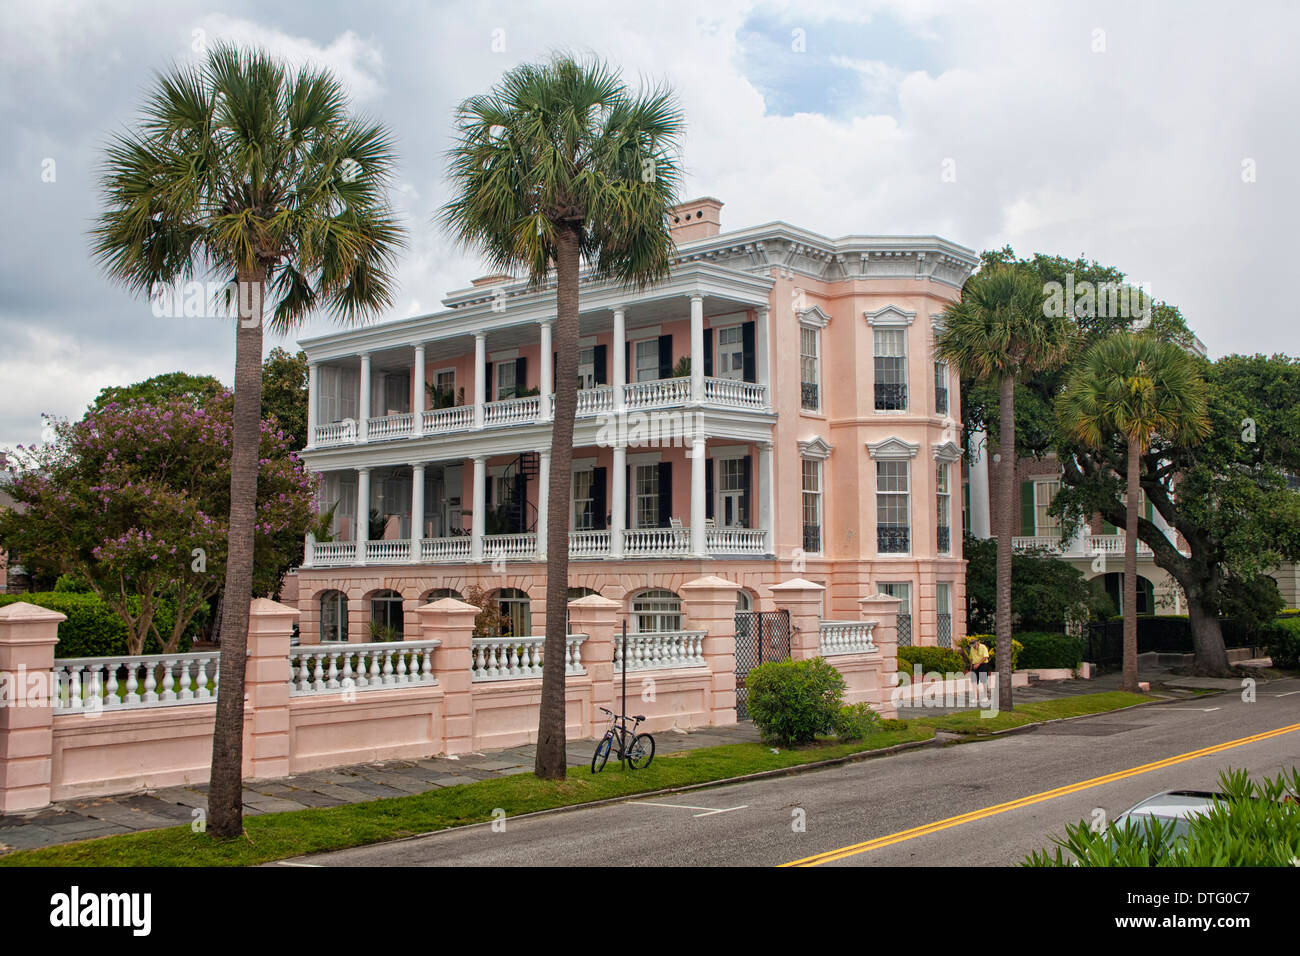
[819,621,878,655]
[366,539,412,564]
[1013,535,1066,553]
[706,527,768,553]
[704,377,766,409]
[575,386,615,416]
[422,405,473,434]
[313,419,356,447]
[290,640,441,696]
[615,630,706,671]
[309,541,356,567]
[484,395,541,426]
[1090,534,1153,556]
[484,533,537,560]
[471,634,588,681]
[569,529,611,558]
[623,377,692,409]
[623,526,690,557]
[52,651,221,712]
[421,536,472,562]
[367,412,413,441]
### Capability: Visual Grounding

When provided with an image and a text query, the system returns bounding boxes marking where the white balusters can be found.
[288,641,441,696]
[421,536,473,562]
[422,405,473,434]
[622,527,690,556]
[705,528,768,553]
[818,621,878,655]
[703,377,766,408]
[52,651,221,712]
[470,635,587,681]
[614,631,706,672]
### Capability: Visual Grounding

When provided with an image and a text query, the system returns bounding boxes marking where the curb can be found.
[931,690,1223,743]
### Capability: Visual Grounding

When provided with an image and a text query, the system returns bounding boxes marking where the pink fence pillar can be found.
[568,594,621,736]
[417,597,478,755]
[0,602,63,812]
[769,578,827,660]
[681,575,742,725]
[859,591,902,713]
[245,598,297,780]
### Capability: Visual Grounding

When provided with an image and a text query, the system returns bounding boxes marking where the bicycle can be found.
[591,706,655,772]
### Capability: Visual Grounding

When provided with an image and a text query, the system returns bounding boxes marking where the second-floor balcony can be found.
[1012,534,1157,557]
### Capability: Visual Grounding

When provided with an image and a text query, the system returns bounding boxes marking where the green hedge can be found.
[747,657,846,745]
[1017,632,1085,670]
[1261,617,1300,670]
[898,645,966,675]
[0,592,193,657]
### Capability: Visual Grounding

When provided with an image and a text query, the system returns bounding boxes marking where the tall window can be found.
[432,369,456,407]
[370,590,404,640]
[879,582,912,646]
[495,360,517,400]
[633,463,660,529]
[320,591,348,643]
[572,469,595,530]
[632,589,682,633]
[876,460,910,553]
[873,329,908,411]
[1035,480,1062,536]
[578,348,595,389]
[934,360,949,415]
[936,462,952,554]
[495,588,531,637]
[800,327,820,410]
[936,583,952,648]
[802,459,822,553]
[717,326,744,380]
[634,339,659,382]
[718,457,747,528]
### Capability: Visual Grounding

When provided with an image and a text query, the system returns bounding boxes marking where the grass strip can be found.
[915,690,1154,736]
[0,726,932,867]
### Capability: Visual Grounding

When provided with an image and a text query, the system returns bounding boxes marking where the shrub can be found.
[1017,632,1085,670]
[834,702,883,741]
[959,634,1023,671]
[746,657,846,745]
[1261,617,1300,670]
[897,646,966,675]
[0,592,191,657]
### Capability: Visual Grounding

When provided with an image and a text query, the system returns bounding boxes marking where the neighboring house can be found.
[294,198,978,648]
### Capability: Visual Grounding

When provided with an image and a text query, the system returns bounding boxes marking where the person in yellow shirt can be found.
[968,636,991,695]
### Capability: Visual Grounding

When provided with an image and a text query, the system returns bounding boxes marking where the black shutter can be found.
[742,321,756,383]
[705,457,714,520]
[658,334,672,379]
[741,455,752,527]
[657,461,673,527]
[591,466,607,530]
[485,474,493,508]
[484,359,492,401]
[553,351,558,389]
[626,464,632,527]
[593,344,607,384]
[515,357,527,397]
[625,340,631,383]
[703,327,713,377]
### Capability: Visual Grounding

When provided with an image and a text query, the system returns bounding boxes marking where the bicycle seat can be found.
[634,715,646,721]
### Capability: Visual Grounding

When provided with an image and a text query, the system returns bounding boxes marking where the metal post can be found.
[621,619,628,721]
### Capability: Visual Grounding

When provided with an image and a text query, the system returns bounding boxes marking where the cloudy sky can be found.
[2,0,1295,449]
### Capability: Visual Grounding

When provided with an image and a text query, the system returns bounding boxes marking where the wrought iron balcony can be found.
[802,523,822,553]
[874,382,907,411]
[877,525,910,553]
[937,525,951,553]
[801,381,819,410]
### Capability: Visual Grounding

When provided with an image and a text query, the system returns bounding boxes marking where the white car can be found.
[1111,790,1222,840]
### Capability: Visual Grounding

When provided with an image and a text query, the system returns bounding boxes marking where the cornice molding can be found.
[866,437,920,460]
[932,441,963,463]
[798,436,834,460]
[797,305,832,329]
[864,305,916,328]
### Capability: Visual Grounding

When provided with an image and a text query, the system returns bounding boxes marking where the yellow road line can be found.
[782,720,1300,867]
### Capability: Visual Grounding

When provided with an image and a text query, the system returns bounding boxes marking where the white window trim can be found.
[864,305,916,327]
[799,323,822,413]
[875,459,912,558]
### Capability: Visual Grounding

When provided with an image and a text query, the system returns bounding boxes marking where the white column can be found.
[759,440,774,554]
[757,307,771,406]
[536,449,550,559]
[610,444,626,558]
[412,344,426,437]
[473,333,487,429]
[358,353,372,443]
[306,361,319,448]
[539,321,553,422]
[356,467,371,565]
[690,437,707,556]
[613,307,627,411]
[303,531,316,568]
[689,294,704,402]
[968,428,991,539]
[410,463,425,563]
[471,455,486,562]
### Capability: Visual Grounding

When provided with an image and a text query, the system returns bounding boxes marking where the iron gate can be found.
[734,609,791,720]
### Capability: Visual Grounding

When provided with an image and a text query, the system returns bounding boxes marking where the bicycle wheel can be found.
[626,733,655,770]
[591,734,612,773]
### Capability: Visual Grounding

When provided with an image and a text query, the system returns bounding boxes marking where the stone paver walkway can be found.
[0,723,761,854]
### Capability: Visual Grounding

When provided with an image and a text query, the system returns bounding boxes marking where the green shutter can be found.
[1143,495,1154,522]
[1020,482,1036,535]
[1102,517,1118,534]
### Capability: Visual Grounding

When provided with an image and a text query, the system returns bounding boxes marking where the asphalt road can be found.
[283,677,1300,867]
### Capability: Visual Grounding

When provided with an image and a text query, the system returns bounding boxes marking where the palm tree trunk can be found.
[209,268,266,837]
[535,224,581,780]
[1122,436,1141,692]
[996,375,1015,711]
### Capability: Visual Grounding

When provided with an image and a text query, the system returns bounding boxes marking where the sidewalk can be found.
[0,723,761,854]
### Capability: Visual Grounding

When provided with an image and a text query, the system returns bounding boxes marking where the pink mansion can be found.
[292,199,978,651]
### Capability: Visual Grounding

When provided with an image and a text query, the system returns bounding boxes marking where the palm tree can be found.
[937,265,1074,710]
[441,55,683,779]
[1056,333,1210,692]
[92,44,403,837]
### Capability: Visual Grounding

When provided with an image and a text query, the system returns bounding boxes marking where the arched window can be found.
[495,587,531,637]
[370,589,404,640]
[735,590,752,612]
[426,587,463,602]
[632,588,682,633]
[320,590,348,643]
[566,586,601,634]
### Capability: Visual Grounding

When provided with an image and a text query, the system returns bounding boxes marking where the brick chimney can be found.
[669,198,723,242]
